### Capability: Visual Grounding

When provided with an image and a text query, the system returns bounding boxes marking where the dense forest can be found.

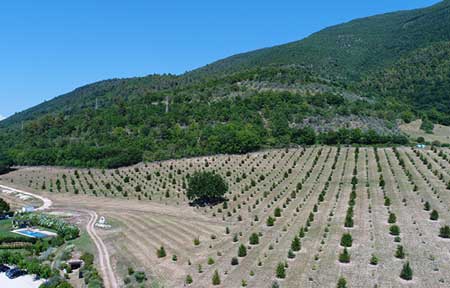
[0,1,449,168]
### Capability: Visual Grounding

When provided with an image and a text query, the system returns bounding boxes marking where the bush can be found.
[274,207,282,217]
[340,233,352,247]
[266,216,275,227]
[337,277,347,288]
[395,245,405,259]
[249,233,259,245]
[212,270,221,285]
[439,225,450,238]
[430,210,439,221]
[388,213,396,224]
[400,262,413,280]
[156,246,166,258]
[339,248,350,263]
[390,225,400,236]
[291,236,301,251]
[231,257,239,266]
[238,244,247,257]
[185,274,193,284]
[370,254,378,265]
[275,262,286,279]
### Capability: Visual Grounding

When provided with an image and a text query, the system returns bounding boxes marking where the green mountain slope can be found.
[0,1,449,168]
[190,0,450,80]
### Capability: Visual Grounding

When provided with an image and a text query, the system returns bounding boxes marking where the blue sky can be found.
[0,0,440,119]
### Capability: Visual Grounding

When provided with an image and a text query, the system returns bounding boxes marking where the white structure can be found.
[21,206,35,213]
[95,216,111,229]
[416,144,426,149]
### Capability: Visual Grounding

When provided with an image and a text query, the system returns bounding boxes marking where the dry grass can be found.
[2,147,450,287]
[400,119,450,144]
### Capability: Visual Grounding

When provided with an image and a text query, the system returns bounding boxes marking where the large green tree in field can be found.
[187,171,228,205]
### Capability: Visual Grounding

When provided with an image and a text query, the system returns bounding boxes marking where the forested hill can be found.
[0,1,449,168]
[189,0,450,80]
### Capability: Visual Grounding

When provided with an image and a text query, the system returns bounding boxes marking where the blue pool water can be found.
[16,230,48,238]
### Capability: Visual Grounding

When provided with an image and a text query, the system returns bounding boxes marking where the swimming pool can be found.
[14,230,49,238]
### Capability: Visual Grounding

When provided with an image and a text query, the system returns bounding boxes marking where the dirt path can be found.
[0,184,52,211]
[84,209,118,288]
[0,183,118,288]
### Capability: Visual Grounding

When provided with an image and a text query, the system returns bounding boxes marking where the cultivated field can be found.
[2,146,450,288]
[400,119,450,144]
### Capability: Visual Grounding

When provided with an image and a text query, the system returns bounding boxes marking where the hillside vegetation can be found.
[1,1,449,168]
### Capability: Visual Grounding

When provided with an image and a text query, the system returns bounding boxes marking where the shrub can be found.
[274,207,282,217]
[231,257,239,266]
[291,236,301,251]
[370,254,378,265]
[276,262,286,279]
[339,248,350,263]
[287,249,295,259]
[238,244,247,257]
[439,225,450,238]
[390,225,400,236]
[337,277,347,288]
[424,201,431,211]
[340,233,352,247]
[212,270,221,285]
[430,210,439,221]
[400,262,413,281]
[156,246,166,258]
[395,245,405,259]
[185,274,193,284]
[388,213,396,224]
[208,257,215,265]
[249,233,259,245]
[266,216,275,227]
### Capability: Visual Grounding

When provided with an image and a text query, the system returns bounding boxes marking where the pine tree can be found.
[249,233,259,245]
[238,244,247,257]
[212,270,221,285]
[291,236,301,251]
[267,216,275,227]
[430,210,439,221]
[390,225,400,236]
[231,257,239,266]
[400,262,413,281]
[185,274,193,285]
[276,262,286,279]
[388,212,397,224]
[337,277,347,288]
[274,207,282,217]
[299,227,305,238]
[395,245,405,259]
[424,201,431,211]
[339,248,350,263]
[156,246,166,258]
[340,233,353,247]
[370,254,378,265]
[439,225,450,238]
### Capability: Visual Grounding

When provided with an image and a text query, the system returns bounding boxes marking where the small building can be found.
[21,206,35,213]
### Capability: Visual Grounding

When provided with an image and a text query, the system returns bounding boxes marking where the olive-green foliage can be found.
[187,171,228,204]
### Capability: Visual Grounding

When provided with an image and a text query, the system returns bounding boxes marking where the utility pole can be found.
[165,96,169,114]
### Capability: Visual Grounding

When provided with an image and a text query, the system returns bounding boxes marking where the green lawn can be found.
[0,219,19,238]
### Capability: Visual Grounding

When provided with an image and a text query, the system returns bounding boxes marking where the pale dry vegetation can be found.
[2,146,450,287]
